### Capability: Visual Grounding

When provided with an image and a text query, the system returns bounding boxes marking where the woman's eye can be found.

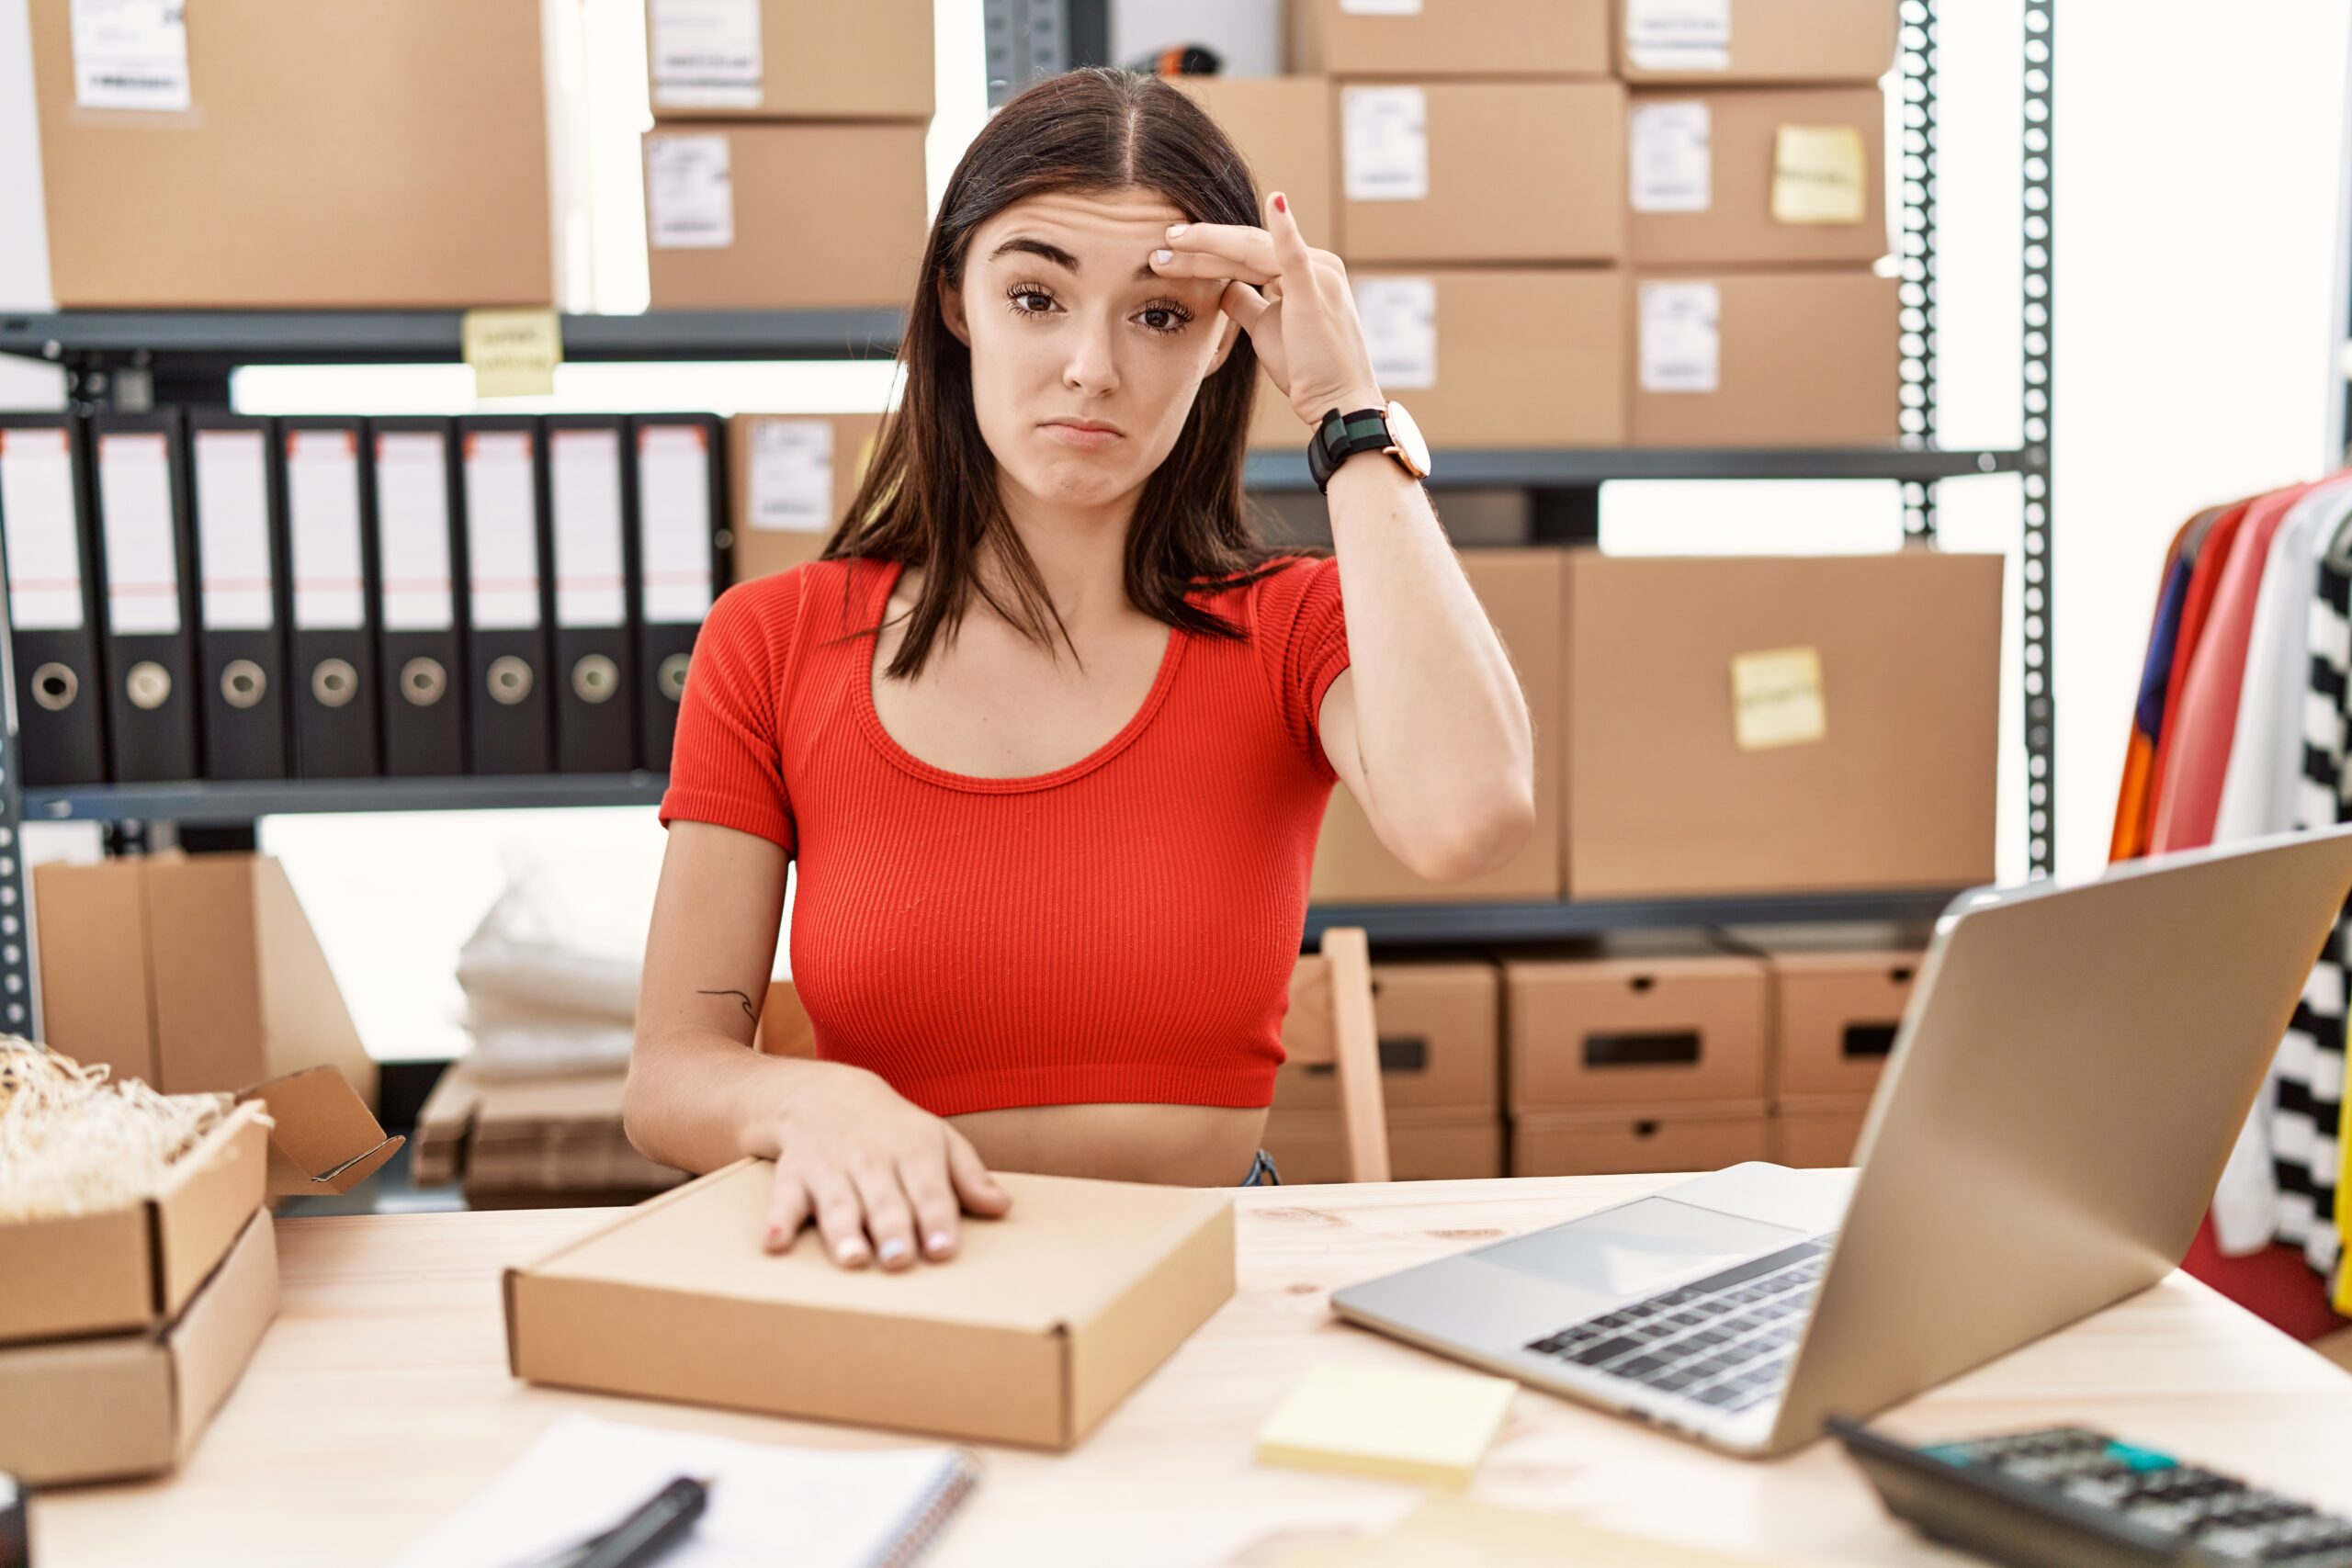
[1011,289,1054,314]
[1138,306,1190,335]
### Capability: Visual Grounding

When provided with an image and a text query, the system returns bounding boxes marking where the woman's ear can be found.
[937,274,971,348]
[1206,310,1242,376]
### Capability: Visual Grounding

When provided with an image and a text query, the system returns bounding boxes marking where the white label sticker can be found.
[1629,101,1713,213]
[647,134,736,251]
[0,428,85,632]
[550,429,628,629]
[1626,0,1733,72]
[638,424,715,624]
[285,429,367,630]
[374,433,456,633]
[464,431,541,631]
[650,0,763,109]
[1341,85,1429,203]
[70,0,190,112]
[1340,0,1423,12]
[748,420,835,535]
[96,432,180,636]
[1639,281,1722,394]
[194,430,272,631]
[1351,277,1438,391]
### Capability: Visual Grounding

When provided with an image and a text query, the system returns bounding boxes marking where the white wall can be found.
[6,2,2349,1053]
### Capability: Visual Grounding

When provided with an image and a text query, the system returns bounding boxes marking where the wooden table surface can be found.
[30,1173,2352,1566]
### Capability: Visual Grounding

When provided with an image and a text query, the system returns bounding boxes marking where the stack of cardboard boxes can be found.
[1178,0,1897,454]
[641,0,933,310]
[413,1063,687,1208]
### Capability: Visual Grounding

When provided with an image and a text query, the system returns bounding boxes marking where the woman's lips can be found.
[1040,422,1123,451]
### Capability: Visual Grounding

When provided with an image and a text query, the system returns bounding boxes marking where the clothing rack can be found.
[0,0,2055,1044]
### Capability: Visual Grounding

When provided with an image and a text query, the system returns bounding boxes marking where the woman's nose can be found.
[1061,316,1119,394]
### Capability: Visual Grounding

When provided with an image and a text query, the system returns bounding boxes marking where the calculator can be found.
[1829,1417,2352,1566]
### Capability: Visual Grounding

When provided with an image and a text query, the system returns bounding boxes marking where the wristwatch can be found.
[1307,400,1432,493]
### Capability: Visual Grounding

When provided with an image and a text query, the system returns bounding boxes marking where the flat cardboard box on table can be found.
[1611,0,1897,84]
[1311,548,1566,903]
[1340,82,1625,265]
[0,1210,279,1486]
[1626,87,1889,267]
[506,1160,1235,1450]
[728,412,886,581]
[1629,269,1900,446]
[644,0,933,121]
[1504,949,1770,1111]
[644,123,927,310]
[28,0,560,307]
[1562,550,2003,899]
[1513,1100,1771,1178]
[1292,0,1612,77]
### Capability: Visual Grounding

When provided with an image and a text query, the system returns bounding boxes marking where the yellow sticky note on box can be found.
[1731,646,1826,750]
[462,307,562,399]
[1771,125,1867,225]
[1256,1362,1517,1487]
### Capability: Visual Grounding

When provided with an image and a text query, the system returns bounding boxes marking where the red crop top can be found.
[657,552,1352,1116]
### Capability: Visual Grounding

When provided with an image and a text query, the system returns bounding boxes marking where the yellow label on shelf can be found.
[1771,125,1867,225]
[461,308,562,399]
[1731,646,1826,750]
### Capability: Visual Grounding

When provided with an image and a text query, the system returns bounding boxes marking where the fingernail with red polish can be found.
[1273,193,1287,213]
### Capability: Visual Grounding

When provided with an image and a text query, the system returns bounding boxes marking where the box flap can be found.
[238,1066,404,1198]
[166,1209,278,1463]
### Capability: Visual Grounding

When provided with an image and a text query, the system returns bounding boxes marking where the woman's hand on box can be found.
[761,1066,1012,1269]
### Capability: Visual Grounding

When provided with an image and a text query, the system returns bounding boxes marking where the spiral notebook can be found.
[389,1415,978,1568]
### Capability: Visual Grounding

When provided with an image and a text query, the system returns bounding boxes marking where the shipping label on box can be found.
[1352,276,1438,390]
[748,420,835,533]
[1342,85,1429,202]
[69,0,190,112]
[649,0,763,110]
[1638,280,1721,393]
[1629,101,1712,214]
[647,134,736,250]
[1625,0,1732,73]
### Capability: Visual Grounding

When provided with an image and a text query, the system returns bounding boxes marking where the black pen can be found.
[567,1474,712,1568]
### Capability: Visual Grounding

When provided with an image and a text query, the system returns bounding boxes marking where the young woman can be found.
[624,67,1536,1269]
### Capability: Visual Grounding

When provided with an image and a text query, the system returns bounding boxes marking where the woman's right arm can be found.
[625,819,1010,1268]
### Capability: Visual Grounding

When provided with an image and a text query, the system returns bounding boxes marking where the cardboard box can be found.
[29,0,561,308]
[1512,1100,1770,1177]
[1311,548,1566,903]
[728,412,886,581]
[1259,269,1626,452]
[0,1209,278,1485]
[1273,960,1500,1112]
[506,1159,1235,1449]
[1292,0,1611,77]
[37,853,379,1110]
[1562,550,2002,898]
[413,1062,685,1201]
[1628,269,1900,446]
[1340,82,1624,265]
[1772,1093,1873,1168]
[644,123,927,310]
[0,1070,390,1347]
[1767,945,1918,1098]
[1506,951,1770,1111]
[645,0,932,121]
[1262,1109,1504,1184]
[1173,77,1337,252]
[1612,0,1897,85]
[1626,87,1888,267]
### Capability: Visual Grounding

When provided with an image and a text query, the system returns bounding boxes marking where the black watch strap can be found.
[1307,405,1393,494]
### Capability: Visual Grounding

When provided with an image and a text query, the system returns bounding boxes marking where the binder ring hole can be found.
[658,652,691,702]
[29,663,78,712]
[312,658,358,709]
[125,661,172,711]
[401,658,447,707]
[221,660,267,710]
[572,654,619,704]
[487,656,534,705]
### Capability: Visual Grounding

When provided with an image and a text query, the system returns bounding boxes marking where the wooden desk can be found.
[31,1174,2352,1566]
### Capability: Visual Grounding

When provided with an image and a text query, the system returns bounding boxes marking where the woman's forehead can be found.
[972,189,1190,264]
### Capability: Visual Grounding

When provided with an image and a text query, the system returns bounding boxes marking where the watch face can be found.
[1385,400,1431,478]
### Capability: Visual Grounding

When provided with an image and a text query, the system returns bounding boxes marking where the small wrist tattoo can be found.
[696,987,758,1022]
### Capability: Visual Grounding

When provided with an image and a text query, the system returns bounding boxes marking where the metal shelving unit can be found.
[0,1,2053,1037]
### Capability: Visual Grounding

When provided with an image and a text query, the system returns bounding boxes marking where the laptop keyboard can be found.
[1521,1236,1836,1416]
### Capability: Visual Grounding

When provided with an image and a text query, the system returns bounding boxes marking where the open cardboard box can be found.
[505,1158,1235,1450]
[0,1066,398,1347]
[0,1209,278,1486]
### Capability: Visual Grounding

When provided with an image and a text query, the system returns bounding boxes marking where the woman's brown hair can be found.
[816,65,1323,678]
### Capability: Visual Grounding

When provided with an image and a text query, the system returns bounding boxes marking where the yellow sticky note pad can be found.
[1731,646,1826,750]
[1771,125,1867,225]
[1256,1362,1517,1487]
[462,307,562,399]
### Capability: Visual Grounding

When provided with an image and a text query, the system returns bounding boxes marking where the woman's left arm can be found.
[1153,186,1537,881]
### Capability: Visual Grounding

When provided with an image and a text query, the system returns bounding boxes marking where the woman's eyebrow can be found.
[989,234,1162,282]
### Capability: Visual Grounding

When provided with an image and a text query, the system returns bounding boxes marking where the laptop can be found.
[1332,828,2352,1458]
